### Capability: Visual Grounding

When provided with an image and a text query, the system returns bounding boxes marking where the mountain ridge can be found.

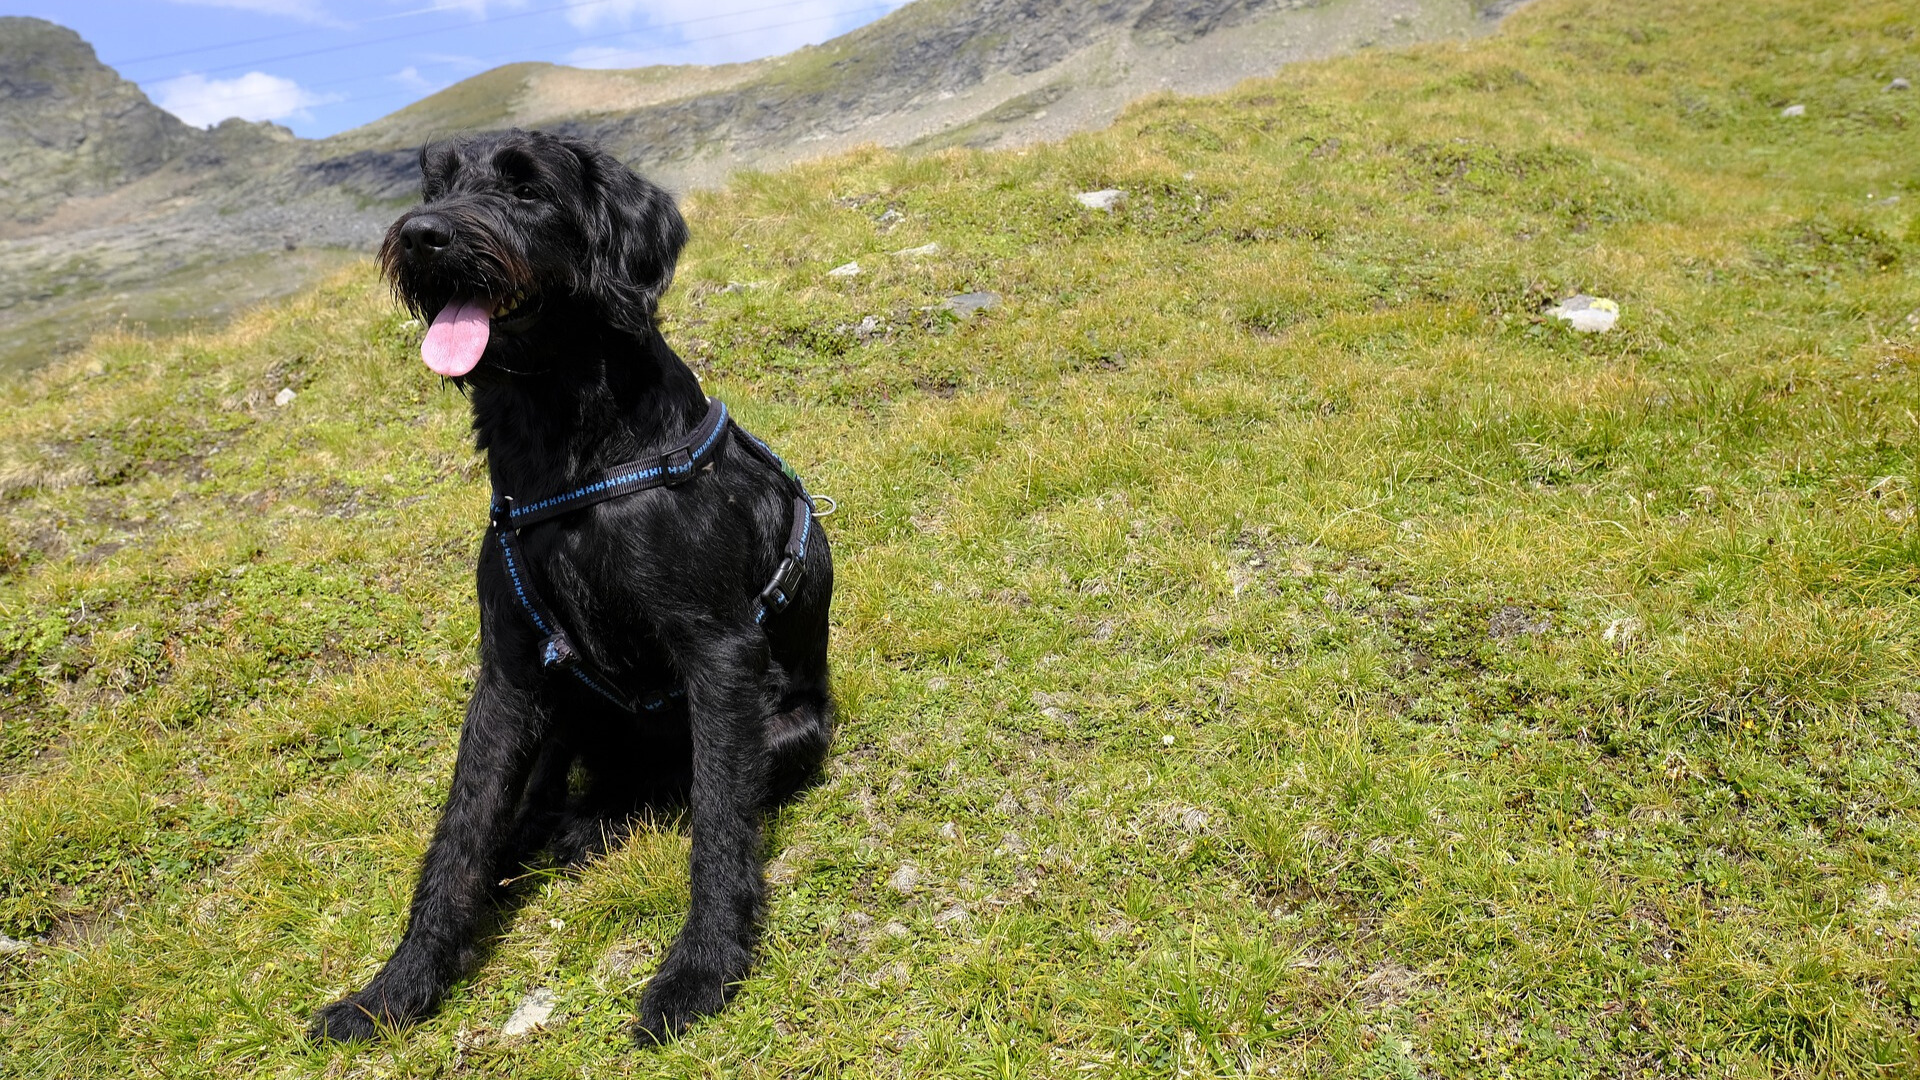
[0,0,1526,372]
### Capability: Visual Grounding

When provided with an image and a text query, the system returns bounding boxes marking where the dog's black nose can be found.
[399,214,452,260]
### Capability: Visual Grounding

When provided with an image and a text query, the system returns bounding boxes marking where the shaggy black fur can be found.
[307,129,833,1047]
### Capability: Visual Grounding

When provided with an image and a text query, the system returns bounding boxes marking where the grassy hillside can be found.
[3,0,1918,1076]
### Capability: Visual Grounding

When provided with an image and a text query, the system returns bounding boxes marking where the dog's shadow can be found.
[463,770,828,994]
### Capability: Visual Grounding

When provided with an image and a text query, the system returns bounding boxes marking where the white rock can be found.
[1075,189,1126,211]
[939,821,959,840]
[501,988,557,1037]
[273,387,297,407]
[0,933,29,955]
[893,242,941,258]
[1888,78,1911,92]
[827,261,861,277]
[1780,103,1806,118]
[1548,295,1620,333]
[1162,734,1176,746]
[941,291,1000,319]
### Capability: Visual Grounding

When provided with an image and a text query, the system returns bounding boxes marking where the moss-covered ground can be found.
[2,0,1918,1075]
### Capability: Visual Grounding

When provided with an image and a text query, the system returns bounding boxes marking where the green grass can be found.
[2,0,1918,1075]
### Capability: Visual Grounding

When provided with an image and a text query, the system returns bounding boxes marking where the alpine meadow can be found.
[2,0,1919,1076]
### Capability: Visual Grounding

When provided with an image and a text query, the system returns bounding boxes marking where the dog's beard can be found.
[380,213,537,378]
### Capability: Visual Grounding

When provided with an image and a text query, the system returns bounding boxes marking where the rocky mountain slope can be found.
[0,0,1526,374]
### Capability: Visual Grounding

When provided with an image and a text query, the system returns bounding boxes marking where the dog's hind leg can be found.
[507,735,577,864]
[309,672,551,1042]
[764,608,833,808]
[764,677,831,808]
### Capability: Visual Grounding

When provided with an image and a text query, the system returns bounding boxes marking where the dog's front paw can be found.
[632,958,731,1046]
[309,996,390,1043]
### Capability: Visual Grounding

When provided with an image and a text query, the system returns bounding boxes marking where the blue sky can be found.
[12,0,911,139]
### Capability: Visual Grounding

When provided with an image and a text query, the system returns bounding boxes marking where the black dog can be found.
[309,129,833,1046]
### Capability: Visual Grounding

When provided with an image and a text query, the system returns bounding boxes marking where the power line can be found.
[158,5,889,120]
[300,5,866,95]
[108,0,472,67]
[112,0,823,74]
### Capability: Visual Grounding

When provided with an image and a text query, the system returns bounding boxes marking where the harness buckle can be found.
[538,632,581,671]
[757,557,803,616]
[662,445,695,483]
[490,497,514,531]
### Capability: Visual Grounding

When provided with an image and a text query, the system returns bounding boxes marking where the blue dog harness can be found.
[488,398,817,713]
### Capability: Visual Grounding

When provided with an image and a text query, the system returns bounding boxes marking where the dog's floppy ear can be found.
[564,137,688,333]
[418,140,457,201]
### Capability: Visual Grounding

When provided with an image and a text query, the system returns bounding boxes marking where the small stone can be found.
[893,242,941,257]
[1780,103,1806,118]
[719,280,767,294]
[827,261,861,277]
[939,821,959,840]
[887,863,919,894]
[273,387,297,406]
[1888,78,1911,92]
[501,988,557,1037]
[940,291,1000,319]
[1547,294,1619,333]
[1162,734,1176,746]
[1075,188,1126,211]
[0,933,29,955]
[876,208,904,225]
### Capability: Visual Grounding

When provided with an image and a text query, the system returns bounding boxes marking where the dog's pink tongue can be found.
[421,297,492,377]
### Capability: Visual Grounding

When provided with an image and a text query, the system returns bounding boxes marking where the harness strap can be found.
[490,400,817,714]
[504,399,730,530]
[729,422,817,625]
[492,498,676,713]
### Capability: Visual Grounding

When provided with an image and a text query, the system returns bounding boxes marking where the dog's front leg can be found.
[311,671,550,1042]
[634,630,772,1045]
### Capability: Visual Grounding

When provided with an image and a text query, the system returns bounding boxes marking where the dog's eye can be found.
[513,184,540,201]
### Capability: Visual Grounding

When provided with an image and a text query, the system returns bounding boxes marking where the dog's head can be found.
[380,129,688,379]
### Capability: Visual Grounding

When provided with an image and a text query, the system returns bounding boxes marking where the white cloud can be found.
[152,71,345,127]
[165,0,347,28]
[562,0,653,31]
[396,0,528,17]
[392,65,435,91]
